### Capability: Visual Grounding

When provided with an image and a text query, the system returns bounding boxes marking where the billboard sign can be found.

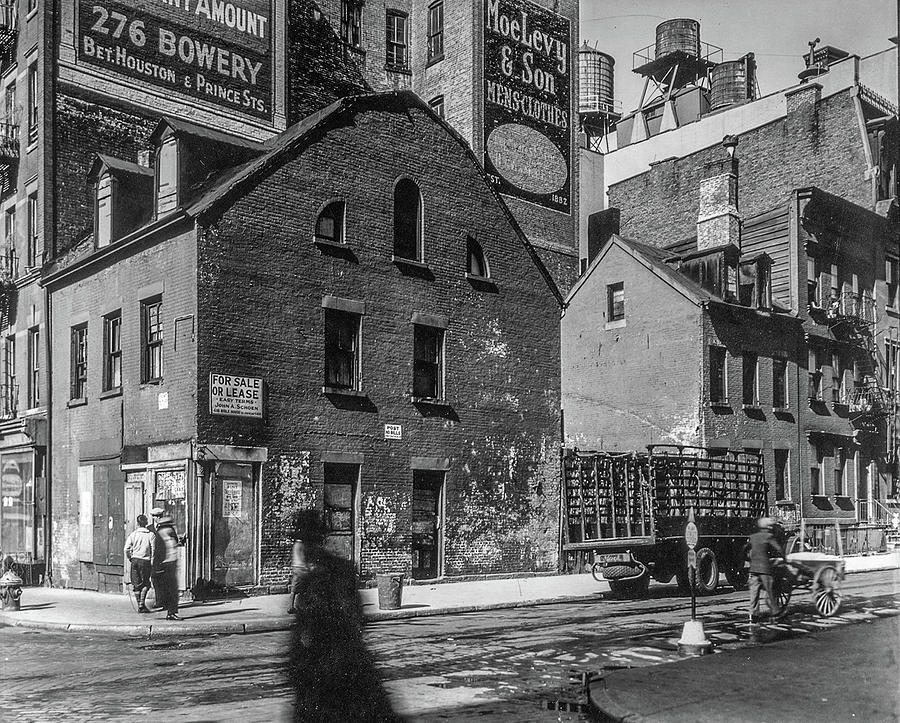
[209,373,264,418]
[77,0,273,120]
[483,0,572,213]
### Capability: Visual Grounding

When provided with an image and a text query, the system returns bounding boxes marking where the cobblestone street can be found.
[2,570,898,721]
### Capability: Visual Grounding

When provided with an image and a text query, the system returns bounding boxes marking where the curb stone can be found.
[588,677,648,723]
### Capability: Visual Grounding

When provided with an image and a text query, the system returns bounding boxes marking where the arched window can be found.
[466,236,489,278]
[315,201,345,244]
[393,179,422,261]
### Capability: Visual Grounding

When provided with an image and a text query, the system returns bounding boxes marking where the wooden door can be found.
[411,471,443,580]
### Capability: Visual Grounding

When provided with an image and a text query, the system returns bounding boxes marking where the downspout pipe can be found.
[43,281,52,586]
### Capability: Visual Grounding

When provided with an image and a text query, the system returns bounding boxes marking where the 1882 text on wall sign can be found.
[210,373,264,417]
[483,0,571,213]
[77,0,273,121]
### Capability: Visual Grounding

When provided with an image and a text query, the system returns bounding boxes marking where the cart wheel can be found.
[772,567,792,613]
[813,566,842,617]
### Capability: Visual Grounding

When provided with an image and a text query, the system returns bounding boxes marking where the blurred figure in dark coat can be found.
[287,510,400,722]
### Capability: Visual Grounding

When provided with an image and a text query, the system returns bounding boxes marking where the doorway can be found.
[323,463,358,561]
[212,462,257,586]
[411,470,444,580]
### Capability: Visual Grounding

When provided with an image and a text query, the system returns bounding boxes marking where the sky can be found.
[580,0,898,112]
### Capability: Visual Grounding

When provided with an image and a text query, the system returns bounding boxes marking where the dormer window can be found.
[739,255,772,309]
[156,136,179,216]
[95,173,113,248]
[89,155,155,248]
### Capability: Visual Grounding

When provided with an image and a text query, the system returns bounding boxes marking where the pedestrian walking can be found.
[123,514,156,613]
[151,507,184,621]
[748,516,784,623]
[286,510,400,722]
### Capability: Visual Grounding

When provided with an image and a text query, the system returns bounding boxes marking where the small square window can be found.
[607,282,624,322]
[315,201,345,245]
[429,95,445,119]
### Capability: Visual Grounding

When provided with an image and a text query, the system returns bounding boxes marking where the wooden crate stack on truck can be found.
[562,445,768,597]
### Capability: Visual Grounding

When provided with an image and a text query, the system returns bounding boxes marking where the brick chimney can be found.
[696,136,741,251]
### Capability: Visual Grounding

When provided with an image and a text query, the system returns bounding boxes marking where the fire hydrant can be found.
[0,569,23,611]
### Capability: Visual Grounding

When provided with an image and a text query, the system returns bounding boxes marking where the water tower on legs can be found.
[578,42,621,153]
[616,19,722,147]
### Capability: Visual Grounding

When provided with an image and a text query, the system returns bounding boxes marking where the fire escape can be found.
[0,0,17,419]
[826,291,891,432]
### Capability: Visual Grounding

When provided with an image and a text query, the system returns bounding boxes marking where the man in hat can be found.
[748,516,784,623]
[124,514,156,613]
[150,507,184,620]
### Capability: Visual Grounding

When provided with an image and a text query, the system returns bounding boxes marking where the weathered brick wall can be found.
[54,92,159,257]
[48,225,199,587]
[608,88,872,249]
[195,97,562,582]
[700,306,804,509]
[561,241,702,451]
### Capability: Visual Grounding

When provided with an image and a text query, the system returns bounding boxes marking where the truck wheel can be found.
[724,565,749,590]
[695,548,719,594]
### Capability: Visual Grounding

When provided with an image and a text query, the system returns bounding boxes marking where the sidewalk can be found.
[0,551,895,639]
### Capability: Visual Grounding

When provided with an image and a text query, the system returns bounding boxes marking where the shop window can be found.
[27,327,39,408]
[393,178,423,261]
[323,463,358,560]
[324,309,360,391]
[742,352,758,406]
[774,449,790,500]
[315,201,345,245]
[1,452,36,562]
[2,335,14,417]
[426,0,443,63]
[340,0,362,48]
[26,191,38,268]
[466,236,488,278]
[103,312,122,391]
[607,282,624,322]
[773,357,788,409]
[26,61,37,145]
[385,11,408,70]
[428,95,445,119]
[70,324,87,401]
[413,324,443,400]
[709,346,727,403]
[141,296,163,383]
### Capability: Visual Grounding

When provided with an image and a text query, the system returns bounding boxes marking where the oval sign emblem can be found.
[486,123,567,195]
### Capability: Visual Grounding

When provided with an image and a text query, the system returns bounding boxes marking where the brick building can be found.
[317,0,581,291]
[0,0,370,583]
[565,136,900,533]
[44,91,564,594]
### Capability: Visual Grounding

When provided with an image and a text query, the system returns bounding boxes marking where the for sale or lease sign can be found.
[209,373,263,418]
[77,0,273,120]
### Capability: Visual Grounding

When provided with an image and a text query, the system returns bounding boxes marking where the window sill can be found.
[772,406,790,414]
[67,398,87,409]
[322,386,367,398]
[604,318,626,330]
[392,256,434,279]
[26,141,37,154]
[425,54,444,68]
[314,238,357,261]
[466,272,497,291]
[885,305,899,317]
[708,400,731,409]
[100,387,123,400]
[774,499,795,506]
[412,396,451,407]
[742,403,762,411]
[385,65,412,75]
[140,379,163,388]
